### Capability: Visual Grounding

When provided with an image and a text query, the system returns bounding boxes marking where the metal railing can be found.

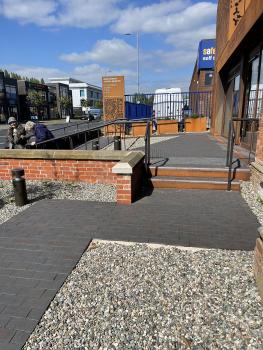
[35,118,153,157]
[144,120,151,170]
[226,118,259,191]
[125,91,212,125]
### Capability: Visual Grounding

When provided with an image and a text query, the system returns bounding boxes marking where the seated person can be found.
[6,117,27,149]
[25,121,54,146]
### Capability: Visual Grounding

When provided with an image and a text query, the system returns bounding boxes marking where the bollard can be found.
[114,136,121,150]
[92,140,99,150]
[11,168,28,206]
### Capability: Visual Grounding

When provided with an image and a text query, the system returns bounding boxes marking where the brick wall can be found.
[0,152,145,205]
[254,237,263,301]
[0,159,117,183]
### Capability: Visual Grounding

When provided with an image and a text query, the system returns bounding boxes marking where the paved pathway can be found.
[134,133,251,168]
[0,189,260,349]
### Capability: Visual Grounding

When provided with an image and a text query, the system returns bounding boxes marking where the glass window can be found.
[232,75,240,119]
[5,85,17,100]
[205,72,213,86]
[80,89,85,97]
[246,55,262,119]
[90,91,93,98]
[0,79,4,91]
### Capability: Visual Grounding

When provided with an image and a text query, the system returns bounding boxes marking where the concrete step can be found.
[149,166,250,181]
[150,177,240,191]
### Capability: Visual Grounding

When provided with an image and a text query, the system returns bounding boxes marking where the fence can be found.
[125,91,213,124]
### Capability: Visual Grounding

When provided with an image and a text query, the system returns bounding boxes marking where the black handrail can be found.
[144,120,151,170]
[226,117,259,191]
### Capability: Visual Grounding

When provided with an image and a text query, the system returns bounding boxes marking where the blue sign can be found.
[197,39,216,70]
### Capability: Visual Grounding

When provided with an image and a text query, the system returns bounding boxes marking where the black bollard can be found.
[11,168,28,206]
[92,140,99,150]
[114,136,121,150]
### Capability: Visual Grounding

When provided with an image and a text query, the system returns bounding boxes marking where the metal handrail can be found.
[144,120,151,170]
[226,117,259,191]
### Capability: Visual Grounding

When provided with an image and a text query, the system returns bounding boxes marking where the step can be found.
[150,177,240,191]
[149,166,250,181]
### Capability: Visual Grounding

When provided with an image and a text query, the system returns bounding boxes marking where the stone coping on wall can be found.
[112,152,145,175]
[251,158,263,174]
[0,149,143,162]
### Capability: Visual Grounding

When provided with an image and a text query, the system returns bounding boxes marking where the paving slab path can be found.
[0,189,260,349]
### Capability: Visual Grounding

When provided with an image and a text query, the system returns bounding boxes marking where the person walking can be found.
[6,117,27,149]
[24,121,54,146]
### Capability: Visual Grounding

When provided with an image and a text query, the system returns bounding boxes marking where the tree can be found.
[132,93,154,105]
[27,90,46,117]
[59,96,72,117]
[0,68,44,83]
[94,100,103,109]
[80,99,93,107]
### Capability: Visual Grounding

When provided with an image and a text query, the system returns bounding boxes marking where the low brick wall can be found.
[254,233,263,301]
[0,150,145,205]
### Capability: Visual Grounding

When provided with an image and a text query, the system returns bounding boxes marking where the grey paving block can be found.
[0,315,10,328]
[6,317,36,333]
[10,330,29,347]
[0,342,21,350]
[0,327,15,343]
[26,308,45,321]
[2,306,31,318]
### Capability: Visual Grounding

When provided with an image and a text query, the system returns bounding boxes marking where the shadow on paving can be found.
[0,189,260,349]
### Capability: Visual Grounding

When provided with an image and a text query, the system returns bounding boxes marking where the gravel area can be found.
[24,242,263,350]
[0,180,116,224]
[240,181,263,226]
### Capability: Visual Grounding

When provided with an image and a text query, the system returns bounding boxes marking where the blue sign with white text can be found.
[197,39,216,70]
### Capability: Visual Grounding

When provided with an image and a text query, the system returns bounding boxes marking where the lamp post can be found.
[124,32,140,95]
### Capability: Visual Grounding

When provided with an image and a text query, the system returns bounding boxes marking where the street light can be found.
[124,32,140,95]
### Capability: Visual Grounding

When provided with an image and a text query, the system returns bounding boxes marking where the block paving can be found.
[0,188,260,349]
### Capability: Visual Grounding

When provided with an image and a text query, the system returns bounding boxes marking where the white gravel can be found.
[0,180,116,225]
[240,181,263,226]
[24,241,263,350]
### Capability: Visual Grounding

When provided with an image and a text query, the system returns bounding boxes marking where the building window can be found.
[5,85,17,100]
[205,72,213,86]
[90,91,93,98]
[245,51,263,119]
[96,92,100,99]
[80,89,85,97]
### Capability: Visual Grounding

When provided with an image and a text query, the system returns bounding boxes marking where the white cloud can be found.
[0,0,120,27]
[0,0,57,26]
[113,1,216,34]
[2,64,65,81]
[56,0,120,28]
[60,39,138,66]
[166,24,216,49]
[73,63,136,87]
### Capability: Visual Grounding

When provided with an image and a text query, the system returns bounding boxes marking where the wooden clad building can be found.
[211,0,263,190]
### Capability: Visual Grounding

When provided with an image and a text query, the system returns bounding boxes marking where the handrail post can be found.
[227,120,234,191]
[248,120,255,164]
[226,120,232,167]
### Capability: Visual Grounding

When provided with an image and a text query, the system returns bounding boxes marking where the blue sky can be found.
[0,0,218,93]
